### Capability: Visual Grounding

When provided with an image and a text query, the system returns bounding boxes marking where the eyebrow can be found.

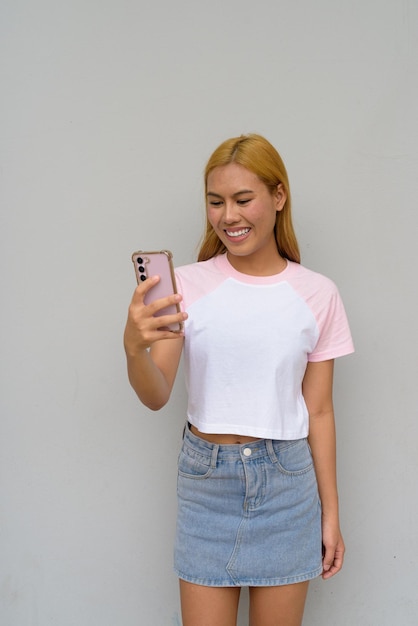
[206,189,254,198]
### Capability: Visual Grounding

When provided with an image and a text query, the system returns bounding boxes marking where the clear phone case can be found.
[131,250,182,332]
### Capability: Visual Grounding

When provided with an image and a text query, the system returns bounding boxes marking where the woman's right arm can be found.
[123,275,187,410]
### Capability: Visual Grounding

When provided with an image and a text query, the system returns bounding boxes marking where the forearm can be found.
[308,408,346,578]
[123,281,185,411]
[303,360,345,577]
[308,409,339,518]
[125,348,172,410]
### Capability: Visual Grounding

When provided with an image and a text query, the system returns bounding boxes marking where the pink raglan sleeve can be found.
[308,281,355,362]
[175,259,224,313]
[174,268,187,312]
[174,264,204,312]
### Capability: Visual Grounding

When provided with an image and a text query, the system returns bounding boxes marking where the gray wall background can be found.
[1,1,417,624]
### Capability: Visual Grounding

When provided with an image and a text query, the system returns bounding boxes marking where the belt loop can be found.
[210,444,219,469]
[266,439,277,464]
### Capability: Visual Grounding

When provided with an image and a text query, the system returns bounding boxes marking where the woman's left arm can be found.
[303,359,345,580]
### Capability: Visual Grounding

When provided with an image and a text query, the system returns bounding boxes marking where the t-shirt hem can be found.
[308,345,355,362]
[187,418,308,441]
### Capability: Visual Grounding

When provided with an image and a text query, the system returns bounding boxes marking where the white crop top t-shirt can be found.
[175,253,354,440]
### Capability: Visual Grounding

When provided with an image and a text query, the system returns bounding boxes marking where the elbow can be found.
[141,393,170,412]
[146,400,168,411]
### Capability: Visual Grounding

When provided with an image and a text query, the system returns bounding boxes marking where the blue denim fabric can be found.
[174,423,322,587]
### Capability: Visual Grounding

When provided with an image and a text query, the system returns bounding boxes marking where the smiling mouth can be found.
[225,228,251,238]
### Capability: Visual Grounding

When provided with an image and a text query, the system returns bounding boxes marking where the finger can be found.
[151,310,187,332]
[322,561,341,579]
[322,544,336,573]
[148,328,185,341]
[146,292,183,317]
[125,316,184,352]
[132,275,160,302]
[322,545,344,579]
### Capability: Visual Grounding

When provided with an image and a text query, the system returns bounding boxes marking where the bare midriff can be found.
[190,424,261,445]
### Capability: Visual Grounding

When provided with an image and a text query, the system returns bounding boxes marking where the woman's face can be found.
[206,162,286,272]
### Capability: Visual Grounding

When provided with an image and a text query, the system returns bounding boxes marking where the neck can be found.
[226,251,287,276]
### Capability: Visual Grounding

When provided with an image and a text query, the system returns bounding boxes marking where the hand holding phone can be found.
[131,250,183,332]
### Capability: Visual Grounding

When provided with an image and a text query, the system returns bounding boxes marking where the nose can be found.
[223,201,240,223]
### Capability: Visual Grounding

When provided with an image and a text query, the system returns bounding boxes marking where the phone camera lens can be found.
[138,265,145,273]
[137,257,143,264]
[140,275,147,282]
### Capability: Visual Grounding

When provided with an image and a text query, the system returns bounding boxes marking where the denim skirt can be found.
[174,423,323,587]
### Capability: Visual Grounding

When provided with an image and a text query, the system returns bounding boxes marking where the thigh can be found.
[179,580,241,626]
[249,582,309,626]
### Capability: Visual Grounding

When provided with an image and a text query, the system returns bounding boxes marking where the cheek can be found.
[207,208,219,228]
[250,203,277,227]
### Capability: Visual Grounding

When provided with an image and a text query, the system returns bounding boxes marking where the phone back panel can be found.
[131,250,181,331]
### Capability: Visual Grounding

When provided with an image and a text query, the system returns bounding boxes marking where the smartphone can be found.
[131,250,182,332]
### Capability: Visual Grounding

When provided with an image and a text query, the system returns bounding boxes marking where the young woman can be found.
[124,134,354,626]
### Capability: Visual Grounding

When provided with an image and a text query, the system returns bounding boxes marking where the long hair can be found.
[197,134,300,263]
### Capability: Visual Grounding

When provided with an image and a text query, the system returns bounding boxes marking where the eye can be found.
[237,199,251,205]
[209,200,223,207]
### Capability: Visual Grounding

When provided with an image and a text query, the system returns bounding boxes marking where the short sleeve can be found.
[308,285,354,362]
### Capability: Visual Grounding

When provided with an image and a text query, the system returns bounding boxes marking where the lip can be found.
[223,227,251,242]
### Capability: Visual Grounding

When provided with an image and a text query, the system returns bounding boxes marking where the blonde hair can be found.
[198,134,300,263]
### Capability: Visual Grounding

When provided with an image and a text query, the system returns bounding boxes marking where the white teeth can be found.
[226,228,250,237]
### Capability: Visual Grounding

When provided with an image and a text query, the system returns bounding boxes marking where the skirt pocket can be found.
[271,438,314,476]
[177,442,215,479]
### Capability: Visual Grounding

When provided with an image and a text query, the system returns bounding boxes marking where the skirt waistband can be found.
[183,421,306,463]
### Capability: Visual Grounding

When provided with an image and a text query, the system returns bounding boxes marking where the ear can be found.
[274,183,287,212]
